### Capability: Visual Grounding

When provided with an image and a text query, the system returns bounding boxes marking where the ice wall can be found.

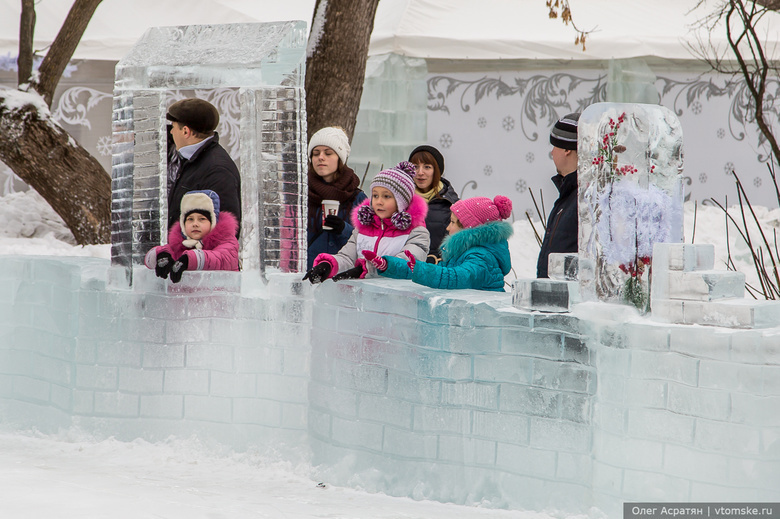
[0,258,312,455]
[111,22,308,283]
[350,54,428,181]
[0,255,778,517]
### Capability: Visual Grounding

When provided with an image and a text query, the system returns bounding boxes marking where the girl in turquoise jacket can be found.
[372,195,513,292]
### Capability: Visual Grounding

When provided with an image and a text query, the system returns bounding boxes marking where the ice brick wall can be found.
[308,280,780,515]
[308,279,596,511]
[0,257,311,455]
[589,309,780,516]
[0,255,778,516]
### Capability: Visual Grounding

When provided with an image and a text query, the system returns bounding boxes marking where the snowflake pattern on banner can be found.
[483,165,493,176]
[96,136,113,157]
[502,116,515,132]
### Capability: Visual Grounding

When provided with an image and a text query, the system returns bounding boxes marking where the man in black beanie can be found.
[166,98,241,238]
[536,112,580,278]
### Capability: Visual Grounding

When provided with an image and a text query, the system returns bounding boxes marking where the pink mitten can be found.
[361,250,387,272]
[404,250,416,271]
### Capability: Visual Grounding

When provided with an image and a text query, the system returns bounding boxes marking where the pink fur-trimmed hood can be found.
[168,211,239,252]
[350,195,428,237]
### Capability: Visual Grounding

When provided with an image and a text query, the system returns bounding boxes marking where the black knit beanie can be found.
[408,145,445,175]
[549,112,580,151]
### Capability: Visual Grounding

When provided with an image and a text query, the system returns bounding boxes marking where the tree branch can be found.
[34,0,103,107]
[545,0,595,51]
[18,0,36,86]
[726,0,780,166]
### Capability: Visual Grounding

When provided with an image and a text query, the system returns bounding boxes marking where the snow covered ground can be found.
[0,188,778,518]
[2,430,572,519]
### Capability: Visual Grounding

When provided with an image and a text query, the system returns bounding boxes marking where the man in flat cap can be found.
[166,98,241,237]
[536,112,580,278]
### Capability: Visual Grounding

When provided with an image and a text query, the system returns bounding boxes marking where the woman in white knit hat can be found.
[306,126,367,270]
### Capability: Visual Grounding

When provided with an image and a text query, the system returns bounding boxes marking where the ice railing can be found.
[111,21,308,285]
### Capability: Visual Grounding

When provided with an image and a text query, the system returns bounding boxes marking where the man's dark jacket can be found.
[168,133,242,235]
[536,171,577,278]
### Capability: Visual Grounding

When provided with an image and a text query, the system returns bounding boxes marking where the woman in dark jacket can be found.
[307,126,367,269]
[408,145,459,263]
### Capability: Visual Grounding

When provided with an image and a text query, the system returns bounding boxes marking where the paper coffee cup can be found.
[321,200,339,230]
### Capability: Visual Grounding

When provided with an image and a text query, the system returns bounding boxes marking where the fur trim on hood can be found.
[180,189,220,233]
[351,194,428,235]
[441,220,513,262]
[168,211,238,251]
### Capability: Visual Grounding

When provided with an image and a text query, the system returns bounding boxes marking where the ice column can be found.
[111,22,308,283]
[578,103,684,310]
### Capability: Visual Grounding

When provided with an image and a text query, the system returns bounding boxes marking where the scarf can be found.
[182,238,203,250]
[308,165,361,219]
[416,181,444,203]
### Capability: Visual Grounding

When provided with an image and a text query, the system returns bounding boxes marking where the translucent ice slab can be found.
[578,103,684,311]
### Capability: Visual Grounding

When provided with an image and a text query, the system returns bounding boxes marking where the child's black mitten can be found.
[332,266,364,282]
[155,252,174,279]
[303,262,331,284]
[169,255,189,284]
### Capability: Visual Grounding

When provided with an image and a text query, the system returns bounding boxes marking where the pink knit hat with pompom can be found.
[451,195,512,229]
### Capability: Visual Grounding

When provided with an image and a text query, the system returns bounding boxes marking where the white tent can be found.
[0,0,317,60]
[1,0,772,63]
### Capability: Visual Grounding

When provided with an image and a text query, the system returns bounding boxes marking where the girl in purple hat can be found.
[379,195,513,292]
[303,161,430,283]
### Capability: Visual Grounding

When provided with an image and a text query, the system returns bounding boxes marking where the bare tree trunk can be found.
[18,0,35,86]
[305,0,380,141]
[0,103,111,244]
[0,0,111,244]
[34,0,103,107]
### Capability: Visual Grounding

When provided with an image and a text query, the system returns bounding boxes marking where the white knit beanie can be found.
[307,126,351,164]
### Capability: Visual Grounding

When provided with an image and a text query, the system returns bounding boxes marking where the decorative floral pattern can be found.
[51,87,112,130]
[427,72,606,141]
[426,69,779,209]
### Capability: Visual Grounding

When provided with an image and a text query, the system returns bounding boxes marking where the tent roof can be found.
[1,0,779,63]
[0,0,316,61]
